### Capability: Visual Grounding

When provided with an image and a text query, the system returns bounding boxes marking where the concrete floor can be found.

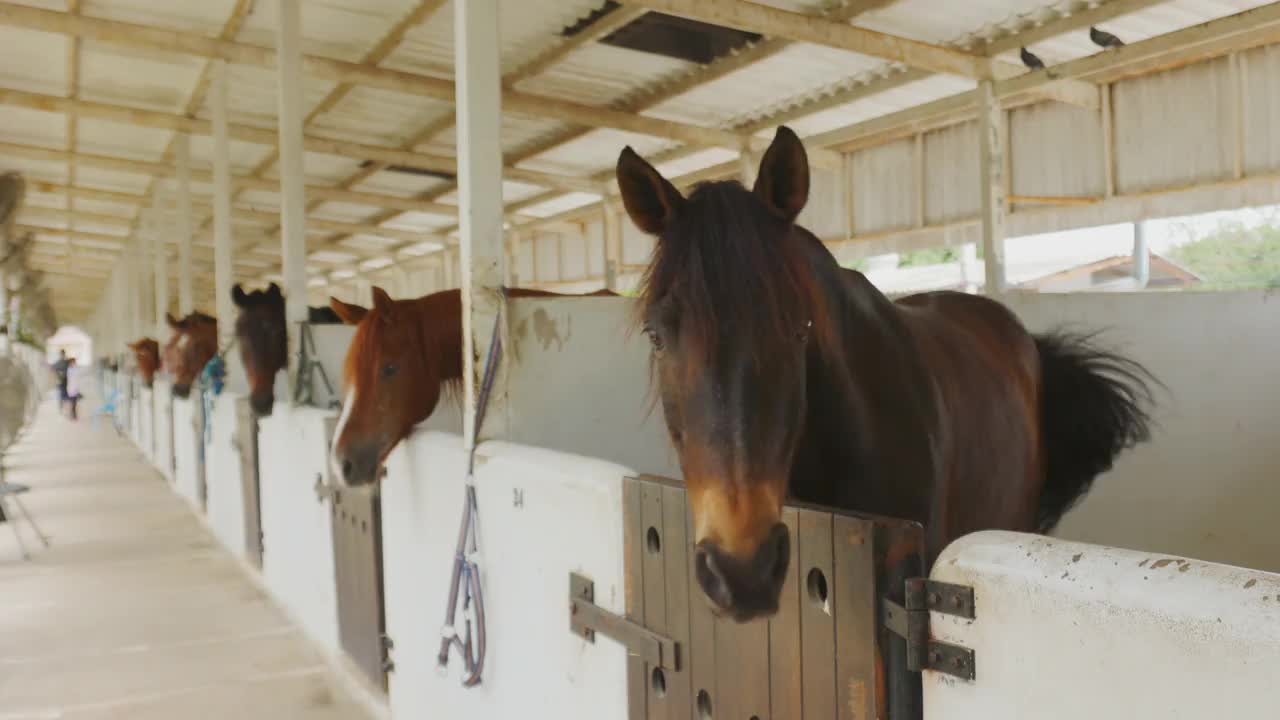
[0,399,377,720]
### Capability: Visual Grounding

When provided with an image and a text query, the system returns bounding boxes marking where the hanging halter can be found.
[436,296,505,687]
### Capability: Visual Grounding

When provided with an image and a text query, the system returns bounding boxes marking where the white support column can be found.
[602,201,621,292]
[506,231,520,288]
[175,134,195,316]
[153,210,169,337]
[275,0,309,376]
[130,240,145,343]
[455,0,505,447]
[211,60,235,347]
[739,149,758,187]
[976,79,1006,295]
[1132,221,1150,289]
[1101,83,1116,199]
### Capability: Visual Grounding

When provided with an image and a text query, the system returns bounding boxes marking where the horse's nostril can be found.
[765,523,791,586]
[342,460,353,479]
[695,545,733,610]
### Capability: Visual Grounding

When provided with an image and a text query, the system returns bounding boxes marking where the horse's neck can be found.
[790,252,936,518]
[412,294,464,386]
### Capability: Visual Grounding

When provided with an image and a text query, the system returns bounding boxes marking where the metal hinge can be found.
[381,634,396,674]
[882,578,976,681]
[569,573,680,671]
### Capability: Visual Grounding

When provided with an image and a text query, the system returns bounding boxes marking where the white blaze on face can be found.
[329,388,356,486]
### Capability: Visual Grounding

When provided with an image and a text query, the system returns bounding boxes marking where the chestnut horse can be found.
[328,285,614,488]
[163,312,218,398]
[231,282,341,416]
[617,127,1156,622]
[127,338,161,388]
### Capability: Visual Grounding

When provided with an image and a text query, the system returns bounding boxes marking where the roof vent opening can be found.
[563,2,761,65]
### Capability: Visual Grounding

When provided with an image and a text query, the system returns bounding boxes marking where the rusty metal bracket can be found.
[882,578,976,681]
[569,573,680,671]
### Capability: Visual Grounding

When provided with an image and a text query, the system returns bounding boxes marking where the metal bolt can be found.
[952,656,965,669]
[931,651,942,663]
[928,592,941,606]
[951,595,963,609]
[570,602,578,615]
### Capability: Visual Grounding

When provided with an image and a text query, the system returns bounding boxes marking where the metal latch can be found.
[381,633,396,674]
[569,573,680,671]
[882,578,976,681]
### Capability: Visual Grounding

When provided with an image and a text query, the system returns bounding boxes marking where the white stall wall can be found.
[381,432,630,720]
[171,395,203,510]
[152,378,174,481]
[506,296,679,479]
[138,387,154,462]
[1004,291,1280,573]
[204,391,249,558]
[257,403,340,653]
[925,531,1280,719]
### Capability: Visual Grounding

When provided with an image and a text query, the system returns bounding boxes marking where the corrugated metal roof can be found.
[0,0,1273,321]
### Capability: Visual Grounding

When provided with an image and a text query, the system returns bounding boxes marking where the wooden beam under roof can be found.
[0,2,756,151]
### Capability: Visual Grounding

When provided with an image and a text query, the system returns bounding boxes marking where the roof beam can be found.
[618,0,1098,101]
[0,141,457,215]
[618,0,987,79]
[0,2,755,151]
[0,88,602,195]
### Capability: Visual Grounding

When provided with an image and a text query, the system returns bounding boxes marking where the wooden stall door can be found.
[331,487,388,691]
[233,398,263,568]
[623,475,925,720]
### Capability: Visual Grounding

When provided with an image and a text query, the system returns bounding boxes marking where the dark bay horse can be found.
[617,126,1156,622]
[328,285,614,488]
[163,312,218,398]
[231,282,340,416]
[127,338,161,388]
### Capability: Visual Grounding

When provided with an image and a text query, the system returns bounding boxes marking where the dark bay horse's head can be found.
[328,287,461,488]
[163,311,218,398]
[232,282,287,416]
[127,338,161,388]
[618,126,822,622]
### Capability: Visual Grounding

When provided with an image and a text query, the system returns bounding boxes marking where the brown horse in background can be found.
[617,126,1157,622]
[231,282,341,417]
[163,312,218,398]
[328,285,614,488]
[127,339,161,388]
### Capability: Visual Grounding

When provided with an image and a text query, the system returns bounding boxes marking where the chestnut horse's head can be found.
[231,282,287,417]
[618,127,823,622]
[328,287,461,488]
[127,338,161,388]
[163,311,218,398]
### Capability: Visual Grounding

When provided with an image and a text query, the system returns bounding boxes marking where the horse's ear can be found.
[166,313,181,330]
[371,286,394,314]
[231,284,248,307]
[616,146,684,236]
[267,282,282,299]
[753,126,810,223]
[329,297,368,325]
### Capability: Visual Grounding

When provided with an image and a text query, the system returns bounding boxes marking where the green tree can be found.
[1168,221,1280,290]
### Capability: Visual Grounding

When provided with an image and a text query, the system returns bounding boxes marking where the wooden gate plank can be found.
[661,484,692,719]
[623,477,648,720]
[799,508,836,720]
[769,506,803,720]
[686,499,717,720]
[641,483,669,717]
[834,515,876,720]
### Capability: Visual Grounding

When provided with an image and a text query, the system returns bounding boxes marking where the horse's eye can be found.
[381,363,399,379]
[644,326,665,352]
[798,320,813,343]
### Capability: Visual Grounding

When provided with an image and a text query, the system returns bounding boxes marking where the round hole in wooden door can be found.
[806,568,828,607]
[696,689,713,719]
[646,526,661,554]
[651,667,666,698]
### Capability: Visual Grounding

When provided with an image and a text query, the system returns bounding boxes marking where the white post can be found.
[211,60,235,347]
[130,240,145,343]
[153,209,169,337]
[739,149,758,187]
[976,79,1006,295]
[175,134,195,315]
[1132,221,1150,289]
[602,202,621,292]
[455,0,505,448]
[275,0,309,378]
